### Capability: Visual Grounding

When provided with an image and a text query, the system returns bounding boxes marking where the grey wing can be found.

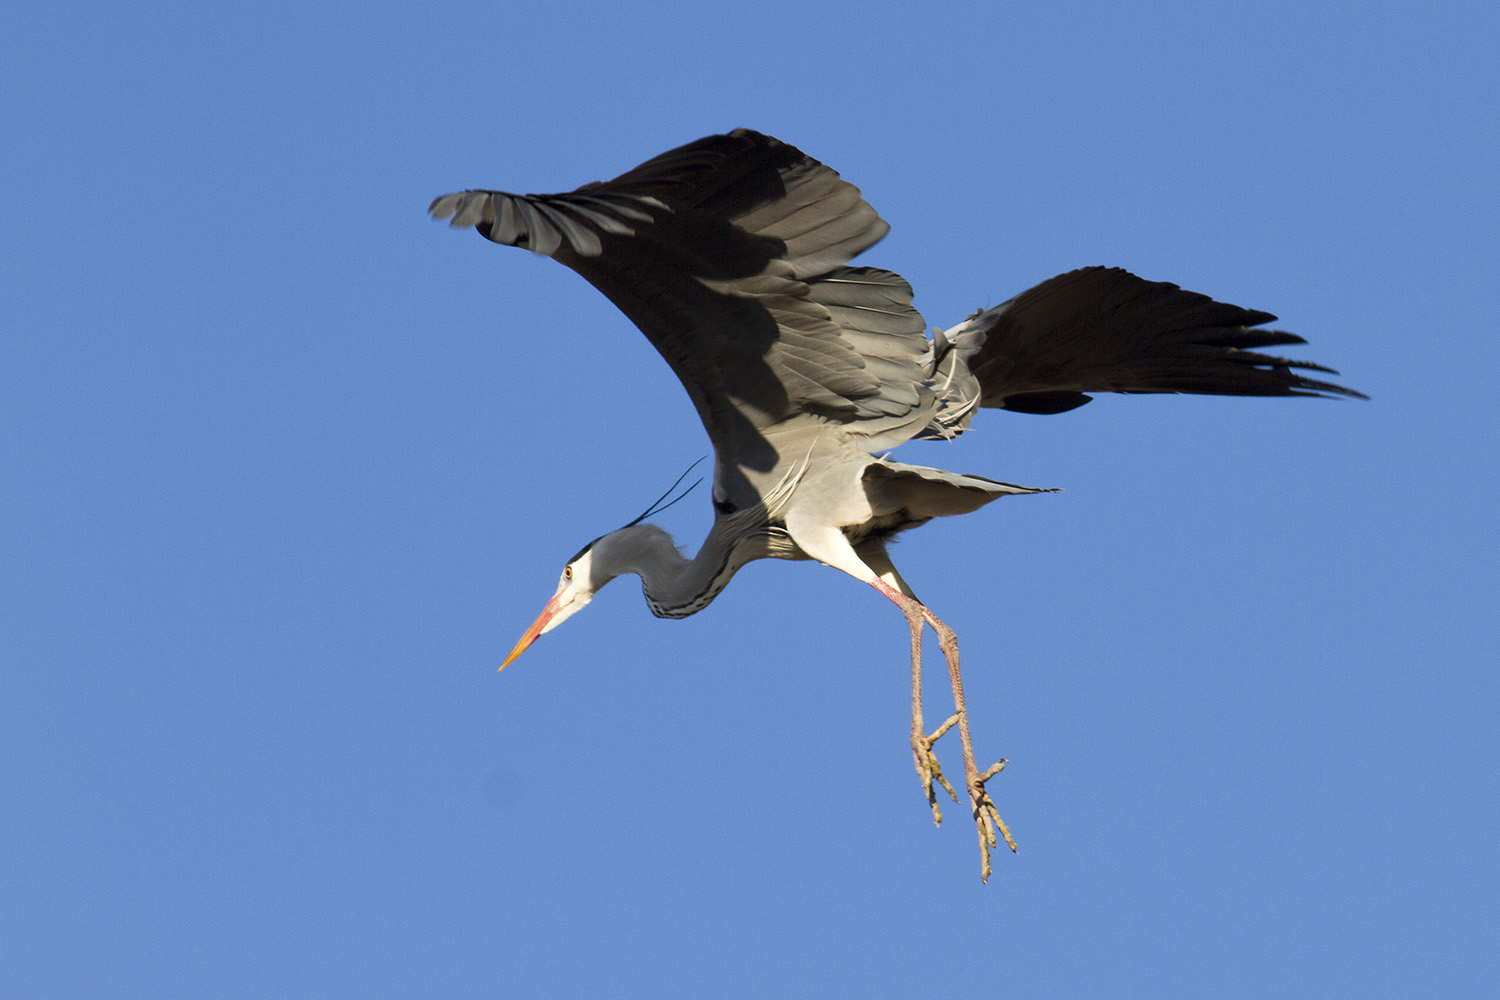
[923,266,1365,435]
[803,267,936,450]
[431,130,938,508]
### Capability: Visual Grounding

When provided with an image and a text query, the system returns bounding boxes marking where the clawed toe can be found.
[969,761,1017,883]
[891,586,1013,881]
[911,716,960,824]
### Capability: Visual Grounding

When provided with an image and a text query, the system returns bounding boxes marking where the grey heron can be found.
[430,129,1363,881]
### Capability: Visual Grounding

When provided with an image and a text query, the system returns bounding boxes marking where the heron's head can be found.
[498,464,701,670]
[498,537,617,670]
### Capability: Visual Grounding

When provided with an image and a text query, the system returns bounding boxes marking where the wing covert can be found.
[431,130,938,507]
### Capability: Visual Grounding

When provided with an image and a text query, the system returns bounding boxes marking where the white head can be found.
[499,538,609,670]
[499,464,705,670]
[498,524,680,670]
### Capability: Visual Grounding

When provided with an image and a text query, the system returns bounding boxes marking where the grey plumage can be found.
[432,129,1359,504]
[431,129,1362,882]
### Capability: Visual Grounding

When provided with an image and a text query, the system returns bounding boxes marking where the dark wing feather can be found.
[431,130,937,506]
[938,267,1365,421]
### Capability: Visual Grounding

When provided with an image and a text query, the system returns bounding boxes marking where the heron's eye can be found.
[564,566,573,580]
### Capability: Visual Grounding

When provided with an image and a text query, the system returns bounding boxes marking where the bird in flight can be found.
[430,129,1363,881]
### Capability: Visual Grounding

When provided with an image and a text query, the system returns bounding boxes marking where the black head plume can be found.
[625,457,706,528]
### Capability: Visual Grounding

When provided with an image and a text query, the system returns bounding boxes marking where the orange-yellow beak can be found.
[499,594,563,671]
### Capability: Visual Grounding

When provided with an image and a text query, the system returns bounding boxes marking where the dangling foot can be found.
[911,713,960,824]
[899,597,959,823]
[870,572,1016,878]
[924,608,1018,883]
[967,757,1017,882]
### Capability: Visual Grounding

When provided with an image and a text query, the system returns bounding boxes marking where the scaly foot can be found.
[969,758,1017,883]
[911,713,960,824]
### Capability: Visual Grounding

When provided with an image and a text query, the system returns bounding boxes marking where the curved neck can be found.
[598,523,749,619]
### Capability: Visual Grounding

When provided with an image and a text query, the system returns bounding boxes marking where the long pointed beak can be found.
[499,594,562,671]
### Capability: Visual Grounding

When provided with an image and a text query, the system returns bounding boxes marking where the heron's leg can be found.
[788,518,1002,876]
[857,545,958,823]
[868,580,1014,879]
[917,605,1017,882]
[902,599,960,822]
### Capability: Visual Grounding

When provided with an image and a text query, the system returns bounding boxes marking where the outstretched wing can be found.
[924,267,1365,434]
[431,130,936,509]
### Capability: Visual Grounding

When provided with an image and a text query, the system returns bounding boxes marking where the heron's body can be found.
[431,129,1362,880]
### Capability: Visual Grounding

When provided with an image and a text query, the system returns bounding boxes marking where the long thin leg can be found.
[904,600,960,822]
[920,606,1017,882]
[858,544,957,822]
[866,576,1016,882]
[786,519,1010,881]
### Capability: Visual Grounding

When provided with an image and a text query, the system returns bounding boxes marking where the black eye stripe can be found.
[566,535,603,567]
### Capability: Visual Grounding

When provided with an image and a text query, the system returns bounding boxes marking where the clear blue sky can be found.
[5,2,1497,997]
